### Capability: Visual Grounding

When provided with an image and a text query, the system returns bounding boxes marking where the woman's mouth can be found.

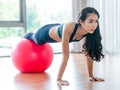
[91,29,95,32]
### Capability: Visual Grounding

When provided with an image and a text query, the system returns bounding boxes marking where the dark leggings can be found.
[24,23,60,44]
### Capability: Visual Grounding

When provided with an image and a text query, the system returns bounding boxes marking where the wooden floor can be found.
[0,53,120,90]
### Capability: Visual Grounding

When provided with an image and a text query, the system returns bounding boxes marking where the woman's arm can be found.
[57,23,74,86]
[86,55,105,82]
[86,55,93,77]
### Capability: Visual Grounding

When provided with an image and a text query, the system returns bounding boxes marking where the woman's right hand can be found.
[57,80,70,86]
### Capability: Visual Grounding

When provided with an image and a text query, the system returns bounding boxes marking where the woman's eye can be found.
[89,21,93,23]
[89,20,98,23]
[96,20,98,23]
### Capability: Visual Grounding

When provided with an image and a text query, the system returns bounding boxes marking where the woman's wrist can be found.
[57,78,61,81]
[89,76,94,79]
[89,74,93,78]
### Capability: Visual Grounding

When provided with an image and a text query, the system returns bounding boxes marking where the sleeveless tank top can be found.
[57,23,81,42]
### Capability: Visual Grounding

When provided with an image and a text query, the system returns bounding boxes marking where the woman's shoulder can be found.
[63,22,77,34]
[68,21,78,28]
[63,22,77,29]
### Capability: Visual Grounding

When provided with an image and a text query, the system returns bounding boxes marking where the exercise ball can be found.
[11,39,53,73]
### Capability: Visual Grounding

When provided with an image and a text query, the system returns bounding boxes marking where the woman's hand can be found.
[89,76,105,82]
[57,80,70,86]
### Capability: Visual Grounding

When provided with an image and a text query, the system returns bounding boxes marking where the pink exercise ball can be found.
[11,39,53,73]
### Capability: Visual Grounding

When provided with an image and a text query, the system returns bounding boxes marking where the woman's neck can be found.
[78,25,88,36]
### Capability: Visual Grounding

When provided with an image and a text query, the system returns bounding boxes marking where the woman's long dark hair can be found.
[78,7,104,61]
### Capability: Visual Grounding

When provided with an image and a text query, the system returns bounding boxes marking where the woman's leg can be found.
[23,32,38,44]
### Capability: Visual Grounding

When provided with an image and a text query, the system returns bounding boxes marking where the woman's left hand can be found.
[89,76,105,82]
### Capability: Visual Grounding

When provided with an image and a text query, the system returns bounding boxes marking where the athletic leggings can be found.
[24,23,60,44]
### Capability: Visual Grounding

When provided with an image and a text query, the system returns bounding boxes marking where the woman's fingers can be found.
[90,77,105,82]
[57,80,70,86]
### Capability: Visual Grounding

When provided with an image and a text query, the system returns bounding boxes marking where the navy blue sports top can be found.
[57,23,81,42]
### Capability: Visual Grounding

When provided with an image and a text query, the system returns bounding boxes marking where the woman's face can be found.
[80,13,99,34]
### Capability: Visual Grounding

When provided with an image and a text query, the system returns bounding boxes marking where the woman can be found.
[24,7,105,86]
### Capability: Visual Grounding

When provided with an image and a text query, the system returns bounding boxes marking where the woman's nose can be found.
[92,23,97,28]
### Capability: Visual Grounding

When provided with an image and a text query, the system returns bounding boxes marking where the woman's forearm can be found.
[86,55,105,82]
[57,56,69,81]
[86,56,94,77]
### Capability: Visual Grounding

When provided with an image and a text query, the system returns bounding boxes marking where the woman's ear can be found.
[79,19,84,25]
